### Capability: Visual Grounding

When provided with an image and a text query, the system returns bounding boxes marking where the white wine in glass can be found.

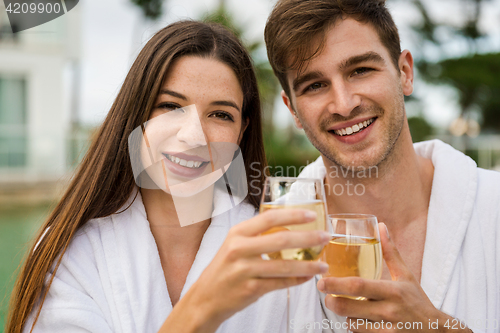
[260,177,328,261]
[320,214,382,300]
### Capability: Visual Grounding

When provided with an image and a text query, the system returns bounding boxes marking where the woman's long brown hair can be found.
[6,21,266,333]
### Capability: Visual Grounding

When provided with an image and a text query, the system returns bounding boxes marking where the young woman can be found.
[6,21,329,333]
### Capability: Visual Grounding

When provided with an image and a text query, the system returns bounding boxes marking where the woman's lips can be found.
[163,151,210,162]
[162,152,210,178]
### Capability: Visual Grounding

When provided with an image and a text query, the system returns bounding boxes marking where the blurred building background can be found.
[0,0,85,327]
[1,0,500,329]
[0,0,84,205]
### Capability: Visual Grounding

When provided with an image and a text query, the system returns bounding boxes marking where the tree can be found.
[408,0,500,131]
[130,0,163,20]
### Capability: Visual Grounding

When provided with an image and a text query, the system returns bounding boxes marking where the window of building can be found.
[0,75,27,168]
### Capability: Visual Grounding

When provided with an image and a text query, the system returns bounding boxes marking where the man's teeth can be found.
[165,154,204,168]
[334,118,375,136]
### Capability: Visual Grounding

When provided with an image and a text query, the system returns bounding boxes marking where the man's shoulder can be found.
[477,166,500,182]
[475,167,500,211]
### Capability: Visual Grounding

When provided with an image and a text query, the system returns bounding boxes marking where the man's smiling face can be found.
[282,18,414,169]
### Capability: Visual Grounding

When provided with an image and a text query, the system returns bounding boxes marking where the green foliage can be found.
[409,0,500,132]
[408,116,434,142]
[263,128,320,175]
[203,7,242,37]
[130,0,163,20]
[422,53,500,130]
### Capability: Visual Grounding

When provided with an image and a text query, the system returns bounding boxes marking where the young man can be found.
[265,1,500,332]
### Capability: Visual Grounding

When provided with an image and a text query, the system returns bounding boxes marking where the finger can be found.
[323,294,387,322]
[240,229,330,256]
[249,258,329,277]
[234,209,318,236]
[378,223,413,281]
[317,276,393,301]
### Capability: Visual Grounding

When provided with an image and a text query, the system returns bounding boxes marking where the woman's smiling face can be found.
[139,55,245,195]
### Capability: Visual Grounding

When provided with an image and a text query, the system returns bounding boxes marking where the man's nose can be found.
[326,81,361,117]
[176,108,207,147]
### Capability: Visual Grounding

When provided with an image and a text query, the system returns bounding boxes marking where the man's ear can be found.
[399,50,414,96]
[281,90,303,129]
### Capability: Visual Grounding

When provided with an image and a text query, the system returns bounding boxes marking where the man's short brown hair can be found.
[264,0,402,98]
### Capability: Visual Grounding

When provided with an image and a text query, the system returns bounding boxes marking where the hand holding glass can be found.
[260,177,328,261]
[320,214,382,300]
[260,177,328,333]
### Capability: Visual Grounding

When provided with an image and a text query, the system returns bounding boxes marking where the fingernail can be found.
[384,223,390,240]
[319,262,329,273]
[317,279,325,292]
[304,211,317,220]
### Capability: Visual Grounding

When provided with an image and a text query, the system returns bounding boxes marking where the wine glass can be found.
[320,214,382,300]
[260,177,329,332]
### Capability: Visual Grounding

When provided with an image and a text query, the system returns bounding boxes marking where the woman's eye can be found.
[210,112,234,121]
[352,67,373,76]
[156,102,182,111]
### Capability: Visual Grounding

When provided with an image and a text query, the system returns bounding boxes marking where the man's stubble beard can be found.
[297,92,406,173]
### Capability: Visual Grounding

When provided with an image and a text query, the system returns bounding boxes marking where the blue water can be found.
[0,204,51,331]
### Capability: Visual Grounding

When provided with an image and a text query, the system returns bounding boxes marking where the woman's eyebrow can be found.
[158,89,187,100]
[159,89,240,112]
[210,101,241,112]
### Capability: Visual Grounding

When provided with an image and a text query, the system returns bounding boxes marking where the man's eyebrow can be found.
[158,89,187,100]
[210,100,241,112]
[292,71,324,92]
[340,51,386,71]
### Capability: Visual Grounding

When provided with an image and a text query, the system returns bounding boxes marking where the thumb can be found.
[378,222,413,281]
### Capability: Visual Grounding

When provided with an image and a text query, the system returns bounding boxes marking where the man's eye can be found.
[306,82,325,91]
[210,112,234,121]
[352,67,373,76]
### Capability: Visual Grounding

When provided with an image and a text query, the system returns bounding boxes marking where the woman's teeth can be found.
[164,154,204,168]
[333,118,375,136]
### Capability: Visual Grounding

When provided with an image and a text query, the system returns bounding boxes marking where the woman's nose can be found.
[176,106,207,147]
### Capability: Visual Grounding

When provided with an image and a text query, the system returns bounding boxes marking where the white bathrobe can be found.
[26,189,325,333]
[298,140,500,333]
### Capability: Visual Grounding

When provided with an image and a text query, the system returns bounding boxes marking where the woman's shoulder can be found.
[76,189,146,237]
[64,190,148,269]
[51,189,155,291]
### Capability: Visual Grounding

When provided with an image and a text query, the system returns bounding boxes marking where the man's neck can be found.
[323,133,434,233]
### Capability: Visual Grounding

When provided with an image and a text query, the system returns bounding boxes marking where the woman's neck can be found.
[140,187,213,252]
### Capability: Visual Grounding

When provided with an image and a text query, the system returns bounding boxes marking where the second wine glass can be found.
[320,213,382,300]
